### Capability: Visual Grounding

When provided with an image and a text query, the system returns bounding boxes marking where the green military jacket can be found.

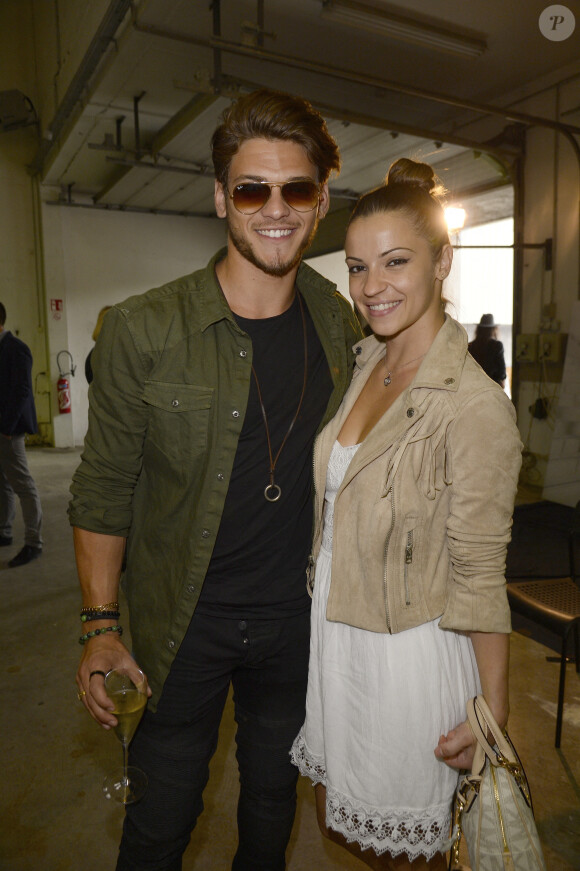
[69,249,362,708]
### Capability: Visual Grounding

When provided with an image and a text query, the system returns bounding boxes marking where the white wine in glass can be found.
[102,667,148,804]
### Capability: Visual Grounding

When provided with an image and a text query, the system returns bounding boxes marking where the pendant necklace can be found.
[252,293,308,502]
[384,351,427,386]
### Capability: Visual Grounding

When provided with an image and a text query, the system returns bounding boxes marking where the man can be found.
[0,302,43,567]
[70,88,362,871]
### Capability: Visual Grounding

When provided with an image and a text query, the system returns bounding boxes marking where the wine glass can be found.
[102,667,148,804]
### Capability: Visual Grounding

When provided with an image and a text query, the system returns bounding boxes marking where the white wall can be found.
[306,250,351,302]
[42,203,226,445]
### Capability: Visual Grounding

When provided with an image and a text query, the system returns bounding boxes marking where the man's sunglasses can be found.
[227,179,321,214]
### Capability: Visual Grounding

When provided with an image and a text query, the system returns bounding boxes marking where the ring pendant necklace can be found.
[252,292,308,502]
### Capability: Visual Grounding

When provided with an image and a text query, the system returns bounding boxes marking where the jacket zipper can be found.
[490,766,510,860]
[382,485,396,632]
[404,530,413,605]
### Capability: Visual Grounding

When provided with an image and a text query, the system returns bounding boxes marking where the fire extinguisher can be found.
[56,350,76,414]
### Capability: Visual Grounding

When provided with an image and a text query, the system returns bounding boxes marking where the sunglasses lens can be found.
[282,181,320,211]
[231,183,270,214]
[230,180,320,213]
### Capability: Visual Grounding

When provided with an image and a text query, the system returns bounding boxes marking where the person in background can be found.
[0,302,43,568]
[70,88,362,871]
[291,159,522,870]
[468,312,507,388]
[85,305,112,383]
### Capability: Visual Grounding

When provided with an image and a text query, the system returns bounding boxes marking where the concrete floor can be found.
[1,447,578,871]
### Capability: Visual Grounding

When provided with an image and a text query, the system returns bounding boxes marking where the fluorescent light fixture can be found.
[321,1,487,59]
[445,207,467,232]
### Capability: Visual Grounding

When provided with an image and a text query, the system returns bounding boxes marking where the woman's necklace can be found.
[383,351,427,386]
[252,293,308,502]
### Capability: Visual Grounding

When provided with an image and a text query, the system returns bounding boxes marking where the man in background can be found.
[0,302,43,567]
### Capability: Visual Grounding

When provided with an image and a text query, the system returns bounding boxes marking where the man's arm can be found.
[74,527,151,729]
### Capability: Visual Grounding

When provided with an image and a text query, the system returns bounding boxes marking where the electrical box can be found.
[538,333,565,363]
[515,334,538,362]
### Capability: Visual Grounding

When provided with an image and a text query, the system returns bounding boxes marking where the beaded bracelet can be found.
[80,611,120,623]
[78,625,123,646]
[80,602,119,614]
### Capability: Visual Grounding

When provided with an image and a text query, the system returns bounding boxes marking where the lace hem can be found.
[291,732,451,861]
[326,786,452,861]
[290,731,327,786]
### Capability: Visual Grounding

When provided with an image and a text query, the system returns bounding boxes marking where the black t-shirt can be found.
[196,294,333,618]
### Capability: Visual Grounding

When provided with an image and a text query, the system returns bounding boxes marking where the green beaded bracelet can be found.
[78,625,123,645]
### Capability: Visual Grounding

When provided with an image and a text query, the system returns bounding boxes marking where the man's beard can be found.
[227,218,319,277]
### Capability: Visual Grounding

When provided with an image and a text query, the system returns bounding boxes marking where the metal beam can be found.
[45,199,215,219]
[93,92,218,202]
[30,0,133,176]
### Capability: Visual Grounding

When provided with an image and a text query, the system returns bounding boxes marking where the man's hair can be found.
[211,88,340,188]
[0,302,6,326]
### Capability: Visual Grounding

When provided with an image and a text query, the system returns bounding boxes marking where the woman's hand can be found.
[434,719,476,770]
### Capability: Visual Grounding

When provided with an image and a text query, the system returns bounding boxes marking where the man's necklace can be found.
[384,351,427,386]
[252,293,308,502]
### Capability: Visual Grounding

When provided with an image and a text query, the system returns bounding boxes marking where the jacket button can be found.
[355,346,362,355]
[444,377,455,385]
[172,399,179,407]
[217,472,224,481]
[232,410,240,418]
[239,349,247,358]
[167,639,175,649]
[187,584,195,593]
[201,529,210,538]
[406,408,415,418]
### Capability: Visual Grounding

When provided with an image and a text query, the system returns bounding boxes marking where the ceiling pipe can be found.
[209,34,580,145]
[105,156,214,176]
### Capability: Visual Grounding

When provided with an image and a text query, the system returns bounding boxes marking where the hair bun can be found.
[386,158,443,199]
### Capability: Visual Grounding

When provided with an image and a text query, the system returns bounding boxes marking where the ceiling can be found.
[35,0,580,251]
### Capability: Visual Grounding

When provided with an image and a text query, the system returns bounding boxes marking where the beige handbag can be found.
[448,695,547,871]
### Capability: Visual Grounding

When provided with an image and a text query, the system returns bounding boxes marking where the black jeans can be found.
[116,610,310,871]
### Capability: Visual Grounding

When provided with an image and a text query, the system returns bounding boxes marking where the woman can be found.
[291,159,522,870]
[468,313,507,387]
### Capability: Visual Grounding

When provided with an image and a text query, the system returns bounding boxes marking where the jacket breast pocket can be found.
[142,380,214,462]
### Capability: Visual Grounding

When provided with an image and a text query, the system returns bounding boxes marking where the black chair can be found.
[507,503,580,748]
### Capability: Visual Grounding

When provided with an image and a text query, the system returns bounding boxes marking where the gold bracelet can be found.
[80,601,119,614]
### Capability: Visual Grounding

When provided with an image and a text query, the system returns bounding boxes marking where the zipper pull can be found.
[405,532,413,564]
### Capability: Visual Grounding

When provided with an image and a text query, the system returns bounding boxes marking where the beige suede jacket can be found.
[311,316,523,635]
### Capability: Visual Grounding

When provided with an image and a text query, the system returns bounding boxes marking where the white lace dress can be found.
[291,440,481,861]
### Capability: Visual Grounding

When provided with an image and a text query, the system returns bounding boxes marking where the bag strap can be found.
[467,695,517,769]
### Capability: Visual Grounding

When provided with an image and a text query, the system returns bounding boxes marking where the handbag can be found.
[448,695,547,871]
